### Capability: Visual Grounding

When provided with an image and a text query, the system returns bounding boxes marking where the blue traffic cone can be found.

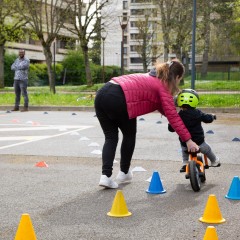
[225,176,240,200]
[146,171,166,194]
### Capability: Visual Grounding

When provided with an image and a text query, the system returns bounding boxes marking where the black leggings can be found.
[94,82,137,177]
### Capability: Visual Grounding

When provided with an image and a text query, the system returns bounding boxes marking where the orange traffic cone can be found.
[107,190,132,217]
[203,226,218,240]
[199,194,226,224]
[14,213,37,240]
[35,161,48,167]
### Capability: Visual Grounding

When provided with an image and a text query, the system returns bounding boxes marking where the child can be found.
[168,89,220,172]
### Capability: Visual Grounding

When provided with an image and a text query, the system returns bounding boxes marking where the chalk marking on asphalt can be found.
[0,126,93,150]
[0,125,91,131]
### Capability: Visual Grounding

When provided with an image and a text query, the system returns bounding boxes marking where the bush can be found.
[29,63,63,86]
[90,64,121,84]
[61,49,86,85]
[4,53,17,86]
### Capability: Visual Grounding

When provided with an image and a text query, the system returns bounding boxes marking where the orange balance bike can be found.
[185,150,209,192]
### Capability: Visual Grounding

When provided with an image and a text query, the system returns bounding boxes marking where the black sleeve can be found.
[199,110,214,123]
[168,123,175,132]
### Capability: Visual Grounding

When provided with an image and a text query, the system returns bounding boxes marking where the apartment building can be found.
[102,0,163,73]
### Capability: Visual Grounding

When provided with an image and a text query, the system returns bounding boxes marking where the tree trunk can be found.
[0,44,5,88]
[43,46,56,94]
[81,44,92,86]
[182,50,190,76]
[142,37,148,72]
[201,1,211,79]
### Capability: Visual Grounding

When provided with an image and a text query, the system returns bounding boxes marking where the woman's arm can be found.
[186,139,199,152]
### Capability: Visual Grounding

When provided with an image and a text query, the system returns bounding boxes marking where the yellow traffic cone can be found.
[107,190,132,217]
[203,226,218,240]
[199,194,226,224]
[15,213,37,240]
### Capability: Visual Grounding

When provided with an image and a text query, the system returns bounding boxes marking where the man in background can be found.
[11,49,30,112]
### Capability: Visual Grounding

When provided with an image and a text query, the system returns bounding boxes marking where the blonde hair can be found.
[155,59,185,95]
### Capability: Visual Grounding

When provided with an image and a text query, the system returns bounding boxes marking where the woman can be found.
[94,60,199,189]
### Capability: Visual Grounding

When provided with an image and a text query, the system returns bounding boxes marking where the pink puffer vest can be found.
[112,73,191,142]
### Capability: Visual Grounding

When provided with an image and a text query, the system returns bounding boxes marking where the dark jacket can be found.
[168,108,215,147]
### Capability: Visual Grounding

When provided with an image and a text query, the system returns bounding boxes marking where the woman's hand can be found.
[186,139,199,152]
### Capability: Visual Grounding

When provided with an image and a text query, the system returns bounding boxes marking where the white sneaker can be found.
[211,158,221,167]
[99,175,118,189]
[116,170,133,183]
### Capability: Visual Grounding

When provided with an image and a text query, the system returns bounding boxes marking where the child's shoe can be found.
[99,175,118,188]
[211,158,221,167]
[116,170,133,183]
[180,161,188,173]
[180,165,187,173]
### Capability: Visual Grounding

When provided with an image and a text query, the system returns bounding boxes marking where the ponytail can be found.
[154,59,185,95]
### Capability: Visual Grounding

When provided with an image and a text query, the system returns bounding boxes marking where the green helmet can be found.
[177,89,199,108]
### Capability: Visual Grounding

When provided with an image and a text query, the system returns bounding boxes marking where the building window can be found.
[130,45,138,52]
[123,12,128,22]
[123,1,128,9]
[57,37,76,49]
[123,47,128,55]
[124,59,128,67]
[130,33,141,40]
[57,7,75,24]
[131,0,152,3]
[130,21,137,28]
[131,57,143,63]
[131,9,144,15]
[123,36,128,44]
[29,38,36,45]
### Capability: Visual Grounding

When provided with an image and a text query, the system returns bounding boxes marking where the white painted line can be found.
[0,126,93,150]
[0,125,91,131]
[0,136,51,141]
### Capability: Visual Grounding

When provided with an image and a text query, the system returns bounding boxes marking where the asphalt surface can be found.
[0,108,240,240]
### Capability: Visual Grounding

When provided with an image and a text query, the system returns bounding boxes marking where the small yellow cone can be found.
[203,226,219,240]
[199,194,226,224]
[15,214,37,240]
[107,190,132,217]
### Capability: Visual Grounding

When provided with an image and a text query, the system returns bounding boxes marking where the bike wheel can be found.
[189,161,201,192]
[197,156,206,183]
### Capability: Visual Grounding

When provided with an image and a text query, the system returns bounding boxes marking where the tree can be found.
[0,0,26,88]
[156,0,193,74]
[156,0,174,61]
[198,0,211,78]
[89,15,101,65]
[64,0,109,86]
[230,0,240,52]
[134,13,160,72]
[170,1,192,60]
[16,0,74,93]
[197,0,239,78]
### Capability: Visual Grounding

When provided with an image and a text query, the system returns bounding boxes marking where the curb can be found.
[0,106,239,113]
[0,106,94,112]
